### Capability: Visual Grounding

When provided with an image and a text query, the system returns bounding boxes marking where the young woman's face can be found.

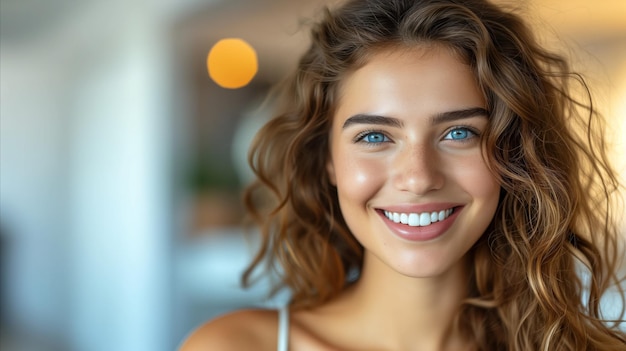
[327,46,500,278]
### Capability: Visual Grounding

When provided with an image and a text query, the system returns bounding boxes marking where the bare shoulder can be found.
[178,308,279,351]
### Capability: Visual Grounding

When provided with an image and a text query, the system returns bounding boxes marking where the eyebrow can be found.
[342,114,403,129]
[342,107,489,129]
[431,107,490,124]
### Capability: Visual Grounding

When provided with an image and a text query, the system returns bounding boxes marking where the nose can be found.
[391,143,444,195]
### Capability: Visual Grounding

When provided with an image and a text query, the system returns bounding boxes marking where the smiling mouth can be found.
[382,207,457,227]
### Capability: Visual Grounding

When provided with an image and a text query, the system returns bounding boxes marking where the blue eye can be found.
[360,132,390,143]
[444,127,476,141]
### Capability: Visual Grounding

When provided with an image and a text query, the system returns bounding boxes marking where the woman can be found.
[180,0,626,349]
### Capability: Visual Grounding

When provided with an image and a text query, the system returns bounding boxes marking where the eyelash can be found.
[353,126,481,145]
[353,129,390,144]
[442,125,480,142]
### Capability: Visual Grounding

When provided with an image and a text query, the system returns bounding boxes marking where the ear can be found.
[326,157,337,186]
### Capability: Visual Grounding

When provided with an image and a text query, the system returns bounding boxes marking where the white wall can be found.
[0,32,73,350]
[1,1,183,350]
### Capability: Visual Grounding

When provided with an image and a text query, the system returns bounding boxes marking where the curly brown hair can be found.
[242,0,626,349]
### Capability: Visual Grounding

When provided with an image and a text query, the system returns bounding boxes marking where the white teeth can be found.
[384,208,455,227]
[400,213,408,224]
[408,213,419,226]
[419,212,430,226]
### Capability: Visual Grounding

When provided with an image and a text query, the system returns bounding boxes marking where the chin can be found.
[387,252,469,279]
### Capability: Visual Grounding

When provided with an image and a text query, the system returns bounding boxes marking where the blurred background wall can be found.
[0,0,624,350]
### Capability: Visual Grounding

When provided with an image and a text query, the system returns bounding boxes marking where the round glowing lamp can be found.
[207,38,258,89]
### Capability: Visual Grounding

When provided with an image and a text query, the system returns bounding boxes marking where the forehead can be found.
[333,45,484,123]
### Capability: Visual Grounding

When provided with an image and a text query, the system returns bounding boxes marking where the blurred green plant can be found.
[184,152,241,193]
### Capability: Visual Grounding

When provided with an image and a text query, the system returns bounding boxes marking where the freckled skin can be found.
[327,46,501,278]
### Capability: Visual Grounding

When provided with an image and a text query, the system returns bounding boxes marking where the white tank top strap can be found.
[277,306,289,351]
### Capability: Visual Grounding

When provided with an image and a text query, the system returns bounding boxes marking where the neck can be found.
[345,252,472,351]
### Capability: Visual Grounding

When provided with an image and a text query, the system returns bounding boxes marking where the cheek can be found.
[449,153,500,201]
[334,153,387,205]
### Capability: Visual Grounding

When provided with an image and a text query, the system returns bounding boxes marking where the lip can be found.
[376,204,464,242]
